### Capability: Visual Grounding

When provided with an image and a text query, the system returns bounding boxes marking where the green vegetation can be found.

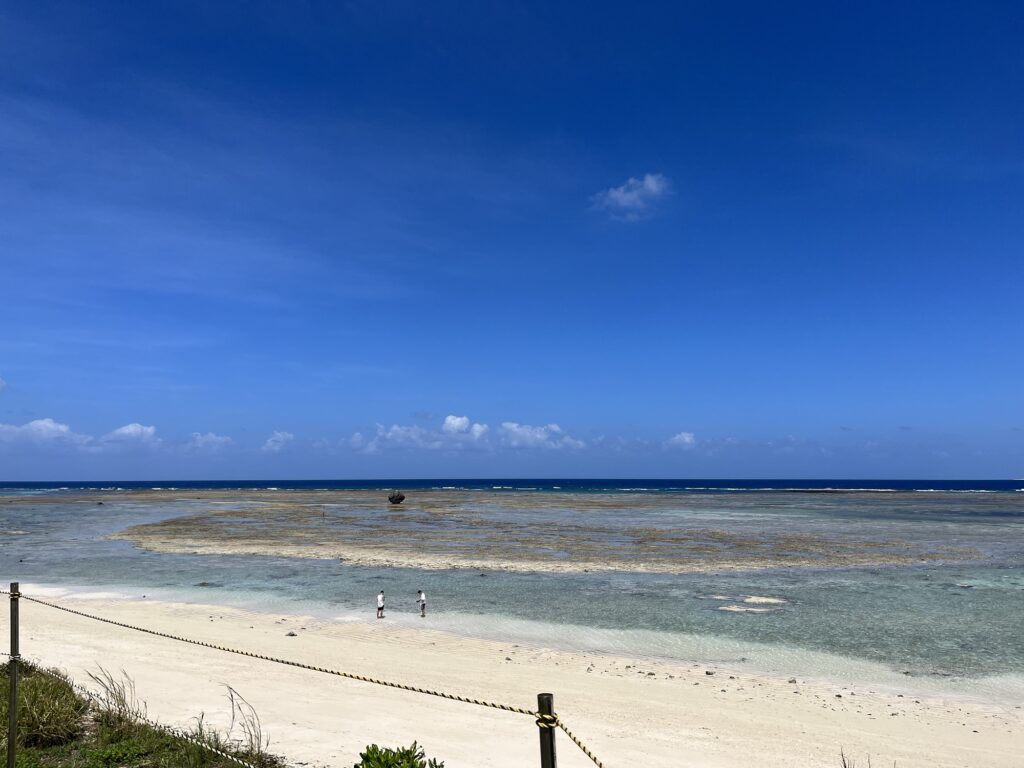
[1,662,88,748]
[1,661,283,768]
[353,742,444,768]
[5,663,449,768]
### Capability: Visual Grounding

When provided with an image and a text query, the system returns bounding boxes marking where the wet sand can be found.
[7,590,1021,768]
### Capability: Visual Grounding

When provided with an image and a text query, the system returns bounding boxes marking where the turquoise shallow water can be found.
[2,484,1023,701]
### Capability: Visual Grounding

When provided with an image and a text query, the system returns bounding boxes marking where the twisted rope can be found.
[19,594,537,716]
[556,718,606,767]
[9,591,607,767]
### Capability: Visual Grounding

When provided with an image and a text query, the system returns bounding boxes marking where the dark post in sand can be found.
[7,582,20,768]
[537,692,557,768]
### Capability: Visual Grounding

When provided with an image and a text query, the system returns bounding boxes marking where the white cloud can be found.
[442,414,489,440]
[499,422,585,450]
[352,415,588,454]
[362,424,444,453]
[186,431,232,453]
[666,431,696,449]
[591,173,671,221]
[96,423,161,452]
[103,423,159,443]
[0,418,92,447]
[0,418,164,453]
[262,430,294,453]
[442,415,470,433]
[354,415,491,454]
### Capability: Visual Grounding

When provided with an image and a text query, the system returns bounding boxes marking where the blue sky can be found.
[1,2,1022,479]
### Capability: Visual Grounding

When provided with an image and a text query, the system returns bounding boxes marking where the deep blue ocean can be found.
[1,478,1020,492]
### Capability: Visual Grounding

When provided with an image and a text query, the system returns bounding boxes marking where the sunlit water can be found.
[2,481,1022,703]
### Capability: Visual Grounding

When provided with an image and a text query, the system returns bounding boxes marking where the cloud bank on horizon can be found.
[1,410,1018,482]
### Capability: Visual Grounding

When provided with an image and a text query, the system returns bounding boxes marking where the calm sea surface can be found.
[2,480,1022,701]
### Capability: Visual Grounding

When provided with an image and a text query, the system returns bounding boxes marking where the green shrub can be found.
[0,661,89,748]
[354,742,444,768]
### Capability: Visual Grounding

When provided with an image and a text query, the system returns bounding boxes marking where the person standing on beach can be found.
[417,589,426,617]
[376,590,385,619]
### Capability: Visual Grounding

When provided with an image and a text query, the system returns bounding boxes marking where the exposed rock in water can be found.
[388,491,405,505]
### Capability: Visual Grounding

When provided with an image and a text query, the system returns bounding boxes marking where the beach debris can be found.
[705,670,715,676]
[286,631,298,637]
[388,491,405,505]
[789,677,798,684]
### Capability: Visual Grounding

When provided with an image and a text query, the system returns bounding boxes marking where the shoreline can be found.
[4,583,1021,768]
[19,581,1024,709]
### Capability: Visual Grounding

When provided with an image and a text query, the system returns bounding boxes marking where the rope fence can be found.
[13,657,267,768]
[2,586,606,768]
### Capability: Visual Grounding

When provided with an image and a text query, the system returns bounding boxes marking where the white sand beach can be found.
[6,591,1021,768]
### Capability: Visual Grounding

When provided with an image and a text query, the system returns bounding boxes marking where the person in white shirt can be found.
[417,589,427,617]
[376,590,385,619]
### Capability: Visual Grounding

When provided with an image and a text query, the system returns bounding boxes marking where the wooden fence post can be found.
[7,582,20,768]
[537,692,556,768]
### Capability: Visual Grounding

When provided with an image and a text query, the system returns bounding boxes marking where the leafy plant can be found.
[354,741,444,768]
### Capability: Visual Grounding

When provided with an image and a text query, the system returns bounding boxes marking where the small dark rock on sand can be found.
[388,491,405,505]
[286,631,298,637]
